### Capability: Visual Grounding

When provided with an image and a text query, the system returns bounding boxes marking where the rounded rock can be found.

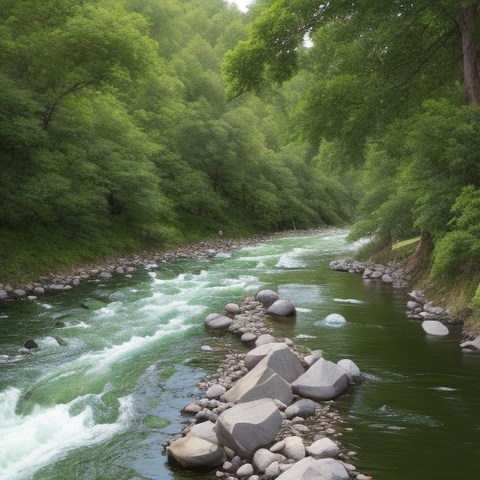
[267,299,296,317]
[225,303,241,315]
[255,290,279,307]
[236,463,254,477]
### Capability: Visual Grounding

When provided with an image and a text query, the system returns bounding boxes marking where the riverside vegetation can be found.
[1,0,479,330]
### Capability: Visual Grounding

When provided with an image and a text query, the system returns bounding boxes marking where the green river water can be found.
[0,232,479,480]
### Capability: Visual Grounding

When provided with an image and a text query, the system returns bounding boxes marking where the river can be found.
[0,231,479,480]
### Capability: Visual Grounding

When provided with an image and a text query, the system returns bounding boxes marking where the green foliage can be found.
[0,0,352,283]
[431,231,480,279]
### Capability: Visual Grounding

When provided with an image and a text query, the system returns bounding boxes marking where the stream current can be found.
[0,231,479,480]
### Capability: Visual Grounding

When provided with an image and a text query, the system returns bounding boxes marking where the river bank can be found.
[0,228,333,303]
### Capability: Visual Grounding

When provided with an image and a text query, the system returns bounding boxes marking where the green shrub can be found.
[431,230,480,280]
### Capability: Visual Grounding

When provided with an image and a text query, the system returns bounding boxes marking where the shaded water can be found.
[0,232,479,479]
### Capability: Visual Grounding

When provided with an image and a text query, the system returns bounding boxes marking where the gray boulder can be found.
[408,290,426,304]
[225,303,241,315]
[189,421,219,444]
[215,399,282,458]
[33,287,45,296]
[222,361,293,405]
[13,289,26,298]
[460,335,480,351]
[275,457,349,480]
[291,358,349,401]
[206,384,227,399]
[284,399,318,419]
[253,448,286,472]
[306,438,341,459]
[236,463,254,477]
[0,289,8,299]
[282,435,305,461]
[336,359,362,383]
[255,334,275,347]
[245,342,288,370]
[267,299,296,317]
[422,320,449,336]
[205,315,233,330]
[241,332,257,343]
[407,300,420,310]
[257,345,305,383]
[255,290,279,307]
[166,434,225,468]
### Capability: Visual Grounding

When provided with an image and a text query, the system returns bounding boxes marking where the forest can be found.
[1,0,479,323]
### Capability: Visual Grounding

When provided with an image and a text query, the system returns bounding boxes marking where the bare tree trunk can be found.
[455,5,480,105]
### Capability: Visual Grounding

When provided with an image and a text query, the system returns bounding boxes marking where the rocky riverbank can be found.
[0,229,331,303]
[165,293,371,480]
[328,258,480,351]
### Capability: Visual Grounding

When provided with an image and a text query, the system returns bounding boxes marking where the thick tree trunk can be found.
[404,231,432,276]
[455,5,480,105]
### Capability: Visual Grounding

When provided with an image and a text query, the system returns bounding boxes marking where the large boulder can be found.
[222,361,293,405]
[256,345,305,383]
[166,434,226,468]
[422,320,449,336]
[291,358,349,401]
[215,399,282,458]
[275,457,349,480]
[267,299,296,317]
[255,290,279,307]
[336,359,362,383]
[189,421,219,444]
[245,342,289,370]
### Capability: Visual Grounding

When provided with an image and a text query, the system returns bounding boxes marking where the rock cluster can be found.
[166,295,369,480]
[329,259,409,289]
[405,290,458,324]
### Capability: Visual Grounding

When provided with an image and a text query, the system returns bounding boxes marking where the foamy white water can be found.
[0,388,134,480]
[334,298,365,304]
[275,248,310,268]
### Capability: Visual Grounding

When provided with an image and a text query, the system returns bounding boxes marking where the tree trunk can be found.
[405,231,432,276]
[455,5,480,105]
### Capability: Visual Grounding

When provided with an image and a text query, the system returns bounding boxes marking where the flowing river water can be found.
[0,232,479,480]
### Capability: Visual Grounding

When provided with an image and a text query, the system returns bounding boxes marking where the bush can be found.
[431,230,480,280]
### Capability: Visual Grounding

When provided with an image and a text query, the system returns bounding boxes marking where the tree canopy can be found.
[0,0,353,281]
[224,0,480,288]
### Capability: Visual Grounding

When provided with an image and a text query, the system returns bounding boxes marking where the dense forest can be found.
[1,0,479,323]
[0,0,352,281]
[223,0,480,323]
